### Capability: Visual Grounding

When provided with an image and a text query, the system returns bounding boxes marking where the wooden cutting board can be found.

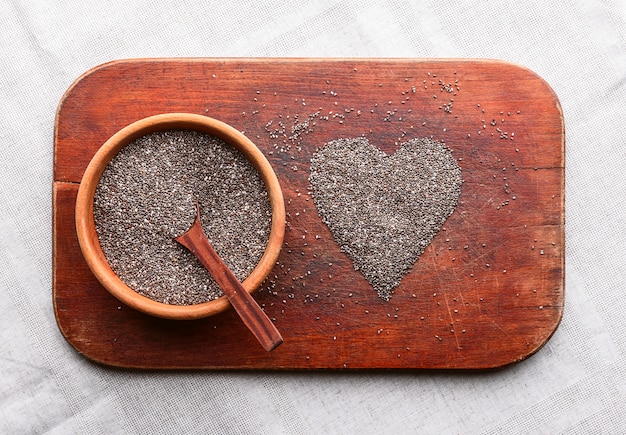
[53,58,564,369]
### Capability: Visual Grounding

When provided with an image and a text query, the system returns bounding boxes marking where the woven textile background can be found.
[1,1,625,433]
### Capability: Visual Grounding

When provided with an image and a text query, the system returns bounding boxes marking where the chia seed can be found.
[309,137,462,300]
[93,130,271,305]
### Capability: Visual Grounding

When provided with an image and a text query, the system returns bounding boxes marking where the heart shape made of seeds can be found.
[309,137,462,300]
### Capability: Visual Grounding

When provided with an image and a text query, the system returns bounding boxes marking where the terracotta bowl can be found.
[75,113,285,320]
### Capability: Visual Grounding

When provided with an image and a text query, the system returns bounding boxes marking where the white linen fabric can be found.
[1,1,625,433]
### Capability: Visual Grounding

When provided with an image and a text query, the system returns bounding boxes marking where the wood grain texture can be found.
[53,58,564,369]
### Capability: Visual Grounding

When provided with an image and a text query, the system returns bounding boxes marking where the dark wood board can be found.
[53,58,564,369]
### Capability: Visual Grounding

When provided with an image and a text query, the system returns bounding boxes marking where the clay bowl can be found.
[75,113,285,320]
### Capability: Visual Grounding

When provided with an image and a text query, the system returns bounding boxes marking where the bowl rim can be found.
[75,113,285,320]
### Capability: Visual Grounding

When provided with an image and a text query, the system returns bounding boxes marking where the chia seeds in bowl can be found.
[75,113,285,320]
[93,129,272,305]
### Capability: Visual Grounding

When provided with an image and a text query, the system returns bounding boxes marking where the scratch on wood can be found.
[442,292,462,350]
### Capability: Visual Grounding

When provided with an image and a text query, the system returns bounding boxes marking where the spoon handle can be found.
[175,211,283,352]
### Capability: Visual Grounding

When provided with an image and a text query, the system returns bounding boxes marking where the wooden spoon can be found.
[175,204,283,352]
